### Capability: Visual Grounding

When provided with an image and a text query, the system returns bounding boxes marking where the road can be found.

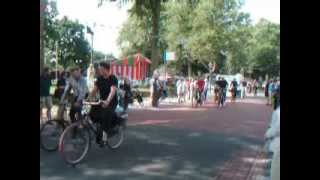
[40,97,272,180]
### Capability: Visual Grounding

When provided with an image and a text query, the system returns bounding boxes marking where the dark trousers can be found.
[90,105,116,133]
[69,105,82,123]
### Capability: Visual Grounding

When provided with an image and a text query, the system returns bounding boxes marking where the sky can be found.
[56,0,279,58]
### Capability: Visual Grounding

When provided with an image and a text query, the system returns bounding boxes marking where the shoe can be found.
[102,131,108,142]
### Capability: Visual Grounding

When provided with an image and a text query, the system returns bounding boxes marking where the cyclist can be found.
[196,77,205,104]
[88,62,118,145]
[60,67,89,124]
[215,77,228,107]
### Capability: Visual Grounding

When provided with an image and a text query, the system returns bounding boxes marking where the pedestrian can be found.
[162,80,168,100]
[249,81,253,94]
[265,79,270,105]
[150,72,161,107]
[55,71,67,99]
[196,77,205,105]
[40,68,53,122]
[253,79,258,96]
[181,79,187,103]
[204,76,209,101]
[120,77,132,112]
[176,79,182,103]
[240,79,247,99]
[230,78,238,102]
[273,78,280,110]
[268,79,274,106]
[186,78,191,100]
[55,71,68,120]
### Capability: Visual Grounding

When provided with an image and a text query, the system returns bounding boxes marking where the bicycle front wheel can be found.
[59,123,91,165]
[40,120,65,151]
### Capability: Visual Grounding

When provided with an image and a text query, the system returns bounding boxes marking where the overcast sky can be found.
[57,0,280,58]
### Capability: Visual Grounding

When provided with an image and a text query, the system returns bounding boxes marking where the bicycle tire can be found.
[40,120,66,152]
[59,122,91,165]
[107,125,124,150]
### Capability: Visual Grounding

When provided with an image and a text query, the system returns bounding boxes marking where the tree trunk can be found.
[188,61,192,79]
[150,0,161,71]
[40,0,46,75]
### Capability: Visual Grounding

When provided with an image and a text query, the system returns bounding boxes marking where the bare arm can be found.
[103,85,117,106]
[88,85,98,100]
[60,82,71,103]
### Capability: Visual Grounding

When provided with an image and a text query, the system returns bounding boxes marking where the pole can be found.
[91,34,94,64]
[55,42,58,81]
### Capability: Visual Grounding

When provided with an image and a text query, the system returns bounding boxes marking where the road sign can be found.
[164,51,176,62]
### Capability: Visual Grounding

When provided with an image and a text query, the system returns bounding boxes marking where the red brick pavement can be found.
[127,98,273,179]
[128,98,272,139]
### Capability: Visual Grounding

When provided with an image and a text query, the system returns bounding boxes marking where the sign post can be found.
[164,51,176,80]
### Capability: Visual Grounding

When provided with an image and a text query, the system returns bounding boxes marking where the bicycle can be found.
[58,101,127,166]
[217,87,226,108]
[192,88,203,108]
[40,101,71,151]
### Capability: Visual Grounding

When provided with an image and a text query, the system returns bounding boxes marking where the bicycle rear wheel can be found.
[59,123,91,165]
[40,120,65,151]
[107,125,124,150]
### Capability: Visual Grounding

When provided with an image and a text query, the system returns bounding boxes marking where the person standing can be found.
[265,79,270,105]
[204,76,209,101]
[273,79,280,110]
[151,73,160,107]
[230,78,238,103]
[120,77,132,112]
[240,79,247,99]
[176,79,182,103]
[40,68,53,122]
[55,71,68,120]
[253,79,258,96]
[196,77,205,104]
[181,79,187,103]
[268,79,275,107]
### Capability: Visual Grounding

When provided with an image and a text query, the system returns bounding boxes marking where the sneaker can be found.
[102,131,108,142]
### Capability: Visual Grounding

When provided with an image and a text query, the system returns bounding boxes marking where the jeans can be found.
[69,104,82,123]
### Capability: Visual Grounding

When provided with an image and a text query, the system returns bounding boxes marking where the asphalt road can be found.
[40,97,272,180]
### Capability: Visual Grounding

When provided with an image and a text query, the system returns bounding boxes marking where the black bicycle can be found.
[58,101,127,166]
[40,102,71,151]
[217,87,226,108]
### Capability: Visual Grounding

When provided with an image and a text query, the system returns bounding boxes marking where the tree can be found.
[55,17,91,69]
[247,19,280,78]
[40,0,47,75]
[98,0,168,70]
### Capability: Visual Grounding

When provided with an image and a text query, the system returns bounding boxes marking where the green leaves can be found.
[116,0,279,77]
[44,12,91,70]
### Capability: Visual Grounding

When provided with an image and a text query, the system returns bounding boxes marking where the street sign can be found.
[164,51,176,62]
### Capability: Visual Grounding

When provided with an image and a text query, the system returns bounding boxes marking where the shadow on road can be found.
[40,125,263,180]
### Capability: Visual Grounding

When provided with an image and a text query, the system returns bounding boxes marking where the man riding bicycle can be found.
[196,77,205,104]
[215,77,228,107]
[60,67,89,124]
[88,62,118,146]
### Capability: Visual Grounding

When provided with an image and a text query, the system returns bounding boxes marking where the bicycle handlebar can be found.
[83,101,102,105]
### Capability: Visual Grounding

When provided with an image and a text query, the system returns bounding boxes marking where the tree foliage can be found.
[117,0,280,78]
[43,2,91,70]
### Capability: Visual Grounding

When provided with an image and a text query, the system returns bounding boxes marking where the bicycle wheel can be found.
[40,120,65,151]
[59,123,91,165]
[107,125,124,150]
